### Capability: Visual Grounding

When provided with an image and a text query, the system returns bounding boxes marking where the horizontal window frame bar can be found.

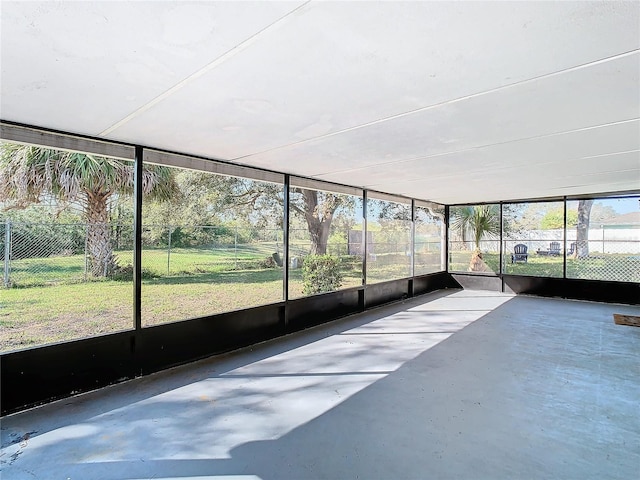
[290,176,363,197]
[143,149,284,184]
[0,122,135,161]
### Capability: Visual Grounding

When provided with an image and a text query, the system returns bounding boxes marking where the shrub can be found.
[237,256,277,270]
[260,255,277,269]
[302,254,343,295]
[110,264,161,281]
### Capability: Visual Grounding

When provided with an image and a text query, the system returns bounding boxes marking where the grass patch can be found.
[1,281,133,351]
[503,255,563,277]
[3,247,637,353]
[0,250,364,352]
[141,272,284,326]
[1,268,285,351]
[449,251,565,276]
[450,250,639,281]
[7,244,280,287]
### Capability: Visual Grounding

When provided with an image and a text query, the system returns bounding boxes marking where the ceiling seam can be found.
[97,0,311,138]
[364,162,640,188]
[581,149,640,160]
[363,162,640,189]
[311,118,640,178]
[233,49,640,161]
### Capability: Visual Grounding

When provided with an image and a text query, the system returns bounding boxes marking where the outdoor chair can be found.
[536,245,549,255]
[566,242,576,256]
[511,244,528,263]
[536,241,562,256]
[549,242,561,256]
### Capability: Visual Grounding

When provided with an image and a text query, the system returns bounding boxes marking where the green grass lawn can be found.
[449,251,640,282]
[449,251,564,275]
[503,254,563,277]
[2,247,637,353]
[1,245,365,352]
[1,268,287,352]
[8,244,279,287]
[1,281,133,350]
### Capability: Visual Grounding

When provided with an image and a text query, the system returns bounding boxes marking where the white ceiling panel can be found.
[1,1,639,205]
[243,53,639,175]
[476,164,640,202]
[319,120,640,190]
[374,150,640,205]
[0,1,304,134]
[97,1,640,159]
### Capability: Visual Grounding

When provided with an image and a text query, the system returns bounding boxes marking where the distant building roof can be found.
[601,212,640,226]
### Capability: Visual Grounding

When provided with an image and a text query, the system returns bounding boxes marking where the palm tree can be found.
[0,143,177,276]
[450,205,500,271]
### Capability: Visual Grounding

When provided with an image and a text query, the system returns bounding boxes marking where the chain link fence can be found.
[3,220,639,287]
[448,231,639,282]
[503,228,640,282]
[567,225,640,282]
[3,222,90,286]
[2,221,281,287]
[141,224,282,276]
[566,239,640,283]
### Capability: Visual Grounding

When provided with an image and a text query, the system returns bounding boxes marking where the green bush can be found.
[236,256,277,270]
[302,254,343,295]
[110,264,161,281]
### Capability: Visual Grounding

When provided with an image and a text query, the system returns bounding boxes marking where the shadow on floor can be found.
[5,293,638,480]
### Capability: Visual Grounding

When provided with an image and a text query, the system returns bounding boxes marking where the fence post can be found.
[4,220,11,287]
[167,226,172,275]
[84,224,89,281]
[234,225,238,270]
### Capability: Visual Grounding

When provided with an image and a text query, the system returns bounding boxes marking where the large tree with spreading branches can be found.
[143,171,347,256]
[290,189,346,255]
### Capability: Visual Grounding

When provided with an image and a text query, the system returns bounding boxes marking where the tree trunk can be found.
[468,248,488,272]
[576,199,594,259]
[309,220,332,255]
[85,191,117,277]
[302,190,334,255]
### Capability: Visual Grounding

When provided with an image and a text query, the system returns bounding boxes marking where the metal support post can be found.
[167,226,172,275]
[563,197,568,279]
[4,220,11,287]
[133,146,143,330]
[283,175,290,305]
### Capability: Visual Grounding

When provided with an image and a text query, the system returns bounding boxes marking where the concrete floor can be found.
[1,289,639,480]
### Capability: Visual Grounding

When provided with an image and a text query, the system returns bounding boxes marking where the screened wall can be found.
[414,201,446,276]
[366,193,412,284]
[288,177,364,299]
[1,140,136,352]
[447,196,640,283]
[1,125,638,355]
[448,204,500,274]
[140,151,285,326]
[1,138,447,354]
[1,125,638,416]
